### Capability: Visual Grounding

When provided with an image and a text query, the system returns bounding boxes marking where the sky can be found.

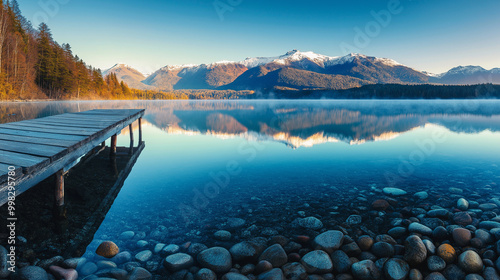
[19,0,500,75]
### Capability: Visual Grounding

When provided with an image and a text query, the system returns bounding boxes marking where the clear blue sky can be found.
[19,0,500,74]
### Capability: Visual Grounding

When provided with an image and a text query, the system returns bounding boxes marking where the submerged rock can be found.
[164,253,194,272]
[383,188,407,196]
[383,258,409,280]
[351,260,381,280]
[298,217,323,230]
[314,230,344,253]
[16,266,49,280]
[300,250,333,274]
[258,244,288,267]
[404,236,427,266]
[96,241,120,258]
[458,250,483,273]
[197,247,232,273]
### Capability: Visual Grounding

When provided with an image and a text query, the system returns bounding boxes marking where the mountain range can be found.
[103,50,500,91]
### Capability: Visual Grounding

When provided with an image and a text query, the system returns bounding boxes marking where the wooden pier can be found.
[0,109,145,206]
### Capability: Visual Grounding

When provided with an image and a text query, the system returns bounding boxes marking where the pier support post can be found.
[129,124,134,154]
[138,118,143,143]
[55,169,64,206]
[110,134,117,157]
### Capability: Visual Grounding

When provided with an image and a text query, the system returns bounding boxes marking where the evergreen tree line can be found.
[0,0,134,100]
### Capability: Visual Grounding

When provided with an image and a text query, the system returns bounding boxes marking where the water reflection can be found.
[2,100,500,148]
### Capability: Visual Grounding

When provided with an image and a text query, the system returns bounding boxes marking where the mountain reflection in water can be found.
[1,100,500,148]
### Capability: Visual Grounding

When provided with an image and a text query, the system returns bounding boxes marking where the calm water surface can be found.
[2,100,500,268]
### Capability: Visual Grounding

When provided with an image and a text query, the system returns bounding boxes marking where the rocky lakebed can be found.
[4,183,500,280]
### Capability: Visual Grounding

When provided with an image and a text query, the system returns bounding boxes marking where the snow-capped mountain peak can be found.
[447,65,487,75]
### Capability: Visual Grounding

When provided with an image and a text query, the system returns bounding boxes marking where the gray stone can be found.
[230,241,263,262]
[383,258,409,280]
[457,198,469,211]
[300,250,333,274]
[258,244,288,268]
[119,231,135,240]
[128,267,152,280]
[62,258,86,269]
[480,203,498,211]
[346,215,362,225]
[257,268,284,280]
[111,252,132,265]
[331,250,351,274]
[425,272,446,280]
[479,221,500,230]
[164,253,194,272]
[221,273,249,280]
[154,243,166,253]
[16,266,49,280]
[214,230,232,241]
[94,268,127,279]
[195,268,216,280]
[80,262,98,276]
[226,218,246,229]
[197,247,232,274]
[298,217,323,230]
[282,262,307,280]
[383,188,407,196]
[414,191,428,200]
[37,256,64,270]
[162,244,180,256]
[404,236,427,266]
[409,223,432,235]
[313,230,344,253]
[427,209,450,218]
[422,239,436,255]
[135,250,152,263]
[427,256,446,272]
[96,261,117,269]
[351,260,381,280]
[458,250,483,273]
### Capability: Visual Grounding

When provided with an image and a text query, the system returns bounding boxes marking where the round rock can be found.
[298,217,323,230]
[258,244,288,268]
[313,230,344,253]
[197,247,232,274]
[300,250,333,274]
[427,256,446,272]
[164,253,194,272]
[404,235,427,266]
[458,250,483,273]
[16,266,49,280]
[383,258,409,280]
[383,187,407,196]
[96,241,120,258]
[214,230,231,241]
[351,260,381,280]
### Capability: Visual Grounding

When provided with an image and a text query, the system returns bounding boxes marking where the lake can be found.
[2,100,500,280]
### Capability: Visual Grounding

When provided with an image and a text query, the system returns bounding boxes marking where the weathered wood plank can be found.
[0,163,22,183]
[0,124,97,136]
[26,119,112,129]
[0,139,67,159]
[0,134,78,147]
[7,122,101,134]
[0,150,50,173]
[0,128,86,141]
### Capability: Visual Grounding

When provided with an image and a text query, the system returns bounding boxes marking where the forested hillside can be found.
[0,0,134,100]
